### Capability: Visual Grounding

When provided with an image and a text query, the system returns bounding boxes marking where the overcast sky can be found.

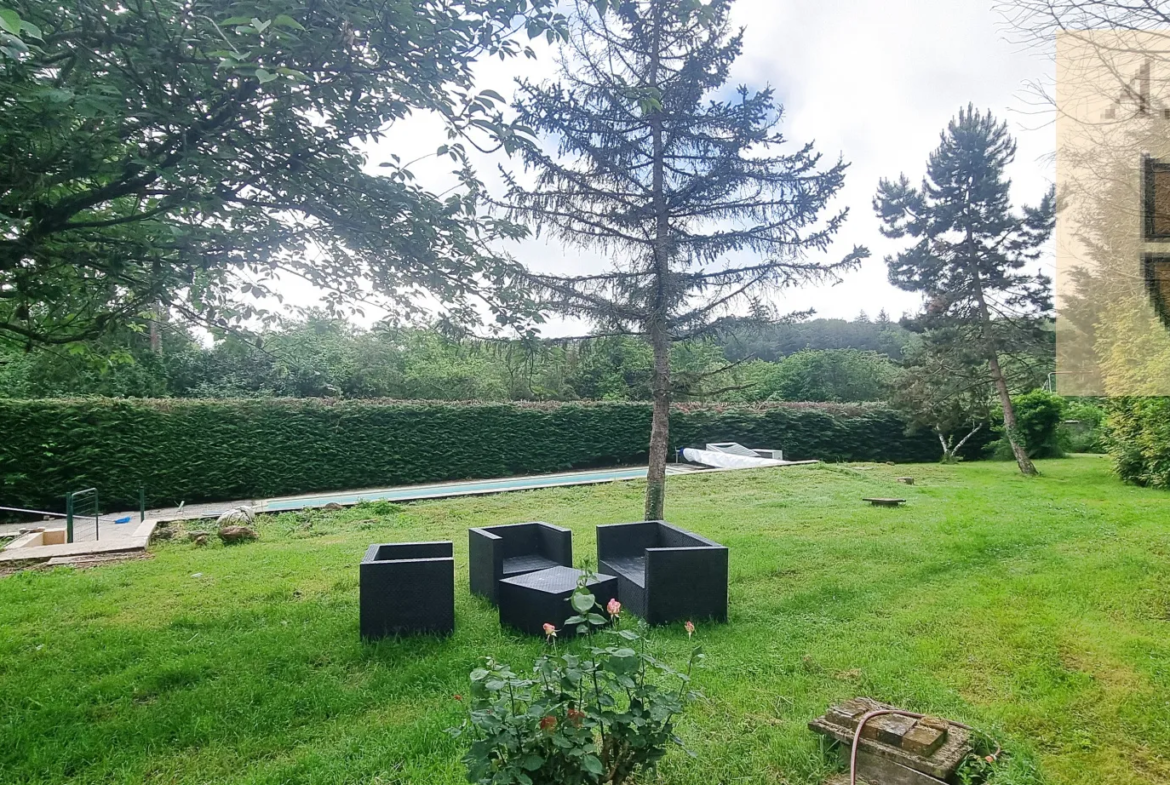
[283,0,1056,335]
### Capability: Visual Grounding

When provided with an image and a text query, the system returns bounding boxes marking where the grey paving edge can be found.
[0,519,159,563]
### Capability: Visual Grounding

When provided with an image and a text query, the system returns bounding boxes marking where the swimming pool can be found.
[261,466,675,512]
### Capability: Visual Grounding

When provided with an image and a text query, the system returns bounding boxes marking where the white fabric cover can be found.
[682,448,785,469]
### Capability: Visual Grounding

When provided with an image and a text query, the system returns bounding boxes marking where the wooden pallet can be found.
[862,497,906,507]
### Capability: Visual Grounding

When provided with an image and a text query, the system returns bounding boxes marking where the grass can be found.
[1,456,1169,785]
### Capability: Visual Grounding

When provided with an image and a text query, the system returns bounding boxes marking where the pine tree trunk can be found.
[643,0,670,521]
[644,318,670,521]
[969,258,1037,476]
[150,301,163,356]
[989,352,1036,475]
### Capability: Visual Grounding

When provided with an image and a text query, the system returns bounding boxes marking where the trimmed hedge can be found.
[0,398,991,511]
[1106,397,1170,487]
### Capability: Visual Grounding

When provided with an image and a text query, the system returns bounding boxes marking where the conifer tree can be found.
[874,105,1054,476]
[504,0,866,518]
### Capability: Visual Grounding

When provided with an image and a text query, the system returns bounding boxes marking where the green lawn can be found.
[2,456,1169,785]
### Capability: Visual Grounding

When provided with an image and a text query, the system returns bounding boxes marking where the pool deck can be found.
[0,518,158,564]
[0,460,816,564]
[261,464,702,512]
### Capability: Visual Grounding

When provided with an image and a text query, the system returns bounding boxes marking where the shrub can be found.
[450,584,702,785]
[1059,399,1106,454]
[1106,397,1170,487]
[990,391,1065,460]
[0,398,992,511]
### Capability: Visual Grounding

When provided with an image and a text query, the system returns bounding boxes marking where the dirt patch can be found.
[0,551,152,577]
[0,559,46,578]
[49,551,154,570]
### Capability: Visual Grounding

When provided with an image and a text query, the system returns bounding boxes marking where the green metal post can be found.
[65,492,74,544]
[94,490,99,541]
[139,487,145,523]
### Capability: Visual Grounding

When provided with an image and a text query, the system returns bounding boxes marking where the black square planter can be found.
[360,541,454,639]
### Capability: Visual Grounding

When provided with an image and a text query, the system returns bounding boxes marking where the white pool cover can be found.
[681,448,786,469]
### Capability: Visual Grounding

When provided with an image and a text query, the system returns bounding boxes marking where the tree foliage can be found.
[887,324,1000,462]
[3,317,906,404]
[0,0,565,348]
[504,0,866,517]
[713,315,911,362]
[1000,0,1170,38]
[760,349,894,403]
[991,389,1064,460]
[1106,396,1170,487]
[874,105,1054,475]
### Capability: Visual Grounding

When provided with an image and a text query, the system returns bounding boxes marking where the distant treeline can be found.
[715,313,911,362]
[0,314,913,403]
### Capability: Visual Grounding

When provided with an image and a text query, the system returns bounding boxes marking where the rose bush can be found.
[449,577,703,785]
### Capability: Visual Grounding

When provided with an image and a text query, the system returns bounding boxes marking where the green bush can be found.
[991,391,1065,460]
[0,399,991,511]
[1060,399,1107,454]
[1016,391,1067,459]
[760,349,896,402]
[1106,397,1170,487]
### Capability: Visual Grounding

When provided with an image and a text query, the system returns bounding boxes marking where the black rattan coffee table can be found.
[498,566,618,636]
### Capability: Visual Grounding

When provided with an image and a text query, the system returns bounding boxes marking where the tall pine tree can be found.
[504,0,866,518]
[874,105,1054,476]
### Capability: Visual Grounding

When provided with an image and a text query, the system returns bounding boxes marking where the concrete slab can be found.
[0,519,158,564]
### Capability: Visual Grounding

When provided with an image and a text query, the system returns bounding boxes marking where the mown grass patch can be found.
[1,456,1167,784]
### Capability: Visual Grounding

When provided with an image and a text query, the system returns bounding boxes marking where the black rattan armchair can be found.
[596,521,728,625]
[469,522,573,604]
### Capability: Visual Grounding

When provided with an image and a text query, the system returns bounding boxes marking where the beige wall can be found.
[1056,30,1170,395]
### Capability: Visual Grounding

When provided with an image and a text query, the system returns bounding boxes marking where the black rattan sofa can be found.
[469,521,573,604]
[596,520,728,625]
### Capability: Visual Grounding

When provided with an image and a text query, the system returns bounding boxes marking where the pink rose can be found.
[684,620,695,637]
[606,598,622,618]
[543,623,557,640]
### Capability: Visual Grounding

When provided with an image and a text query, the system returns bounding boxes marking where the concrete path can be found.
[108,464,716,524]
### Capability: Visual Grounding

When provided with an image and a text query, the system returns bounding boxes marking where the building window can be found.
[1143,253,1170,330]
[1143,156,1170,240]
